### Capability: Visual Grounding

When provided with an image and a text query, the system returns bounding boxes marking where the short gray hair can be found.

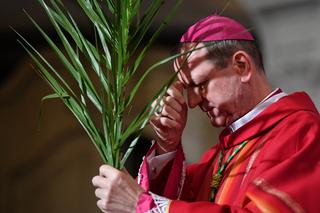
[204,40,265,72]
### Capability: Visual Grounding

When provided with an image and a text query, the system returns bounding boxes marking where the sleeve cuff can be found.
[147,147,177,180]
[136,191,171,213]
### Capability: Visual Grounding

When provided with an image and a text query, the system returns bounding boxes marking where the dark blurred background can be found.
[1,0,319,212]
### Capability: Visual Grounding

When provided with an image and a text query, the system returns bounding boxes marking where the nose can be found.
[187,87,203,108]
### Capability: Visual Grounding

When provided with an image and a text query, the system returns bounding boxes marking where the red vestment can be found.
[137,92,320,213]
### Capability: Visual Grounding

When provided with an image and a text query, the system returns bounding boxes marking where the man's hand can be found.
[92,165,144,213]
[150,81,187,154]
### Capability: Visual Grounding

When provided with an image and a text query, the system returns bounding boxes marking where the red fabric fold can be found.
[137,92,320,213]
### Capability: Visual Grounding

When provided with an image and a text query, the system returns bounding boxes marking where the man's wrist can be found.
[155,140,179,155]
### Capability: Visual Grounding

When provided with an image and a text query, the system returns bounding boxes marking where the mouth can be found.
[206,109,216,121]
[207,107,217,115]
[206,108,232,127]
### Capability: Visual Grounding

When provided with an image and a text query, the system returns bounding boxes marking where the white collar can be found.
[228,88,287,132]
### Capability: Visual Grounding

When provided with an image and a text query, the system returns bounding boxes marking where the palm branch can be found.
[14,0,185,169]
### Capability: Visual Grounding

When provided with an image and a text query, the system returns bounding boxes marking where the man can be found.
[92,14,320,213]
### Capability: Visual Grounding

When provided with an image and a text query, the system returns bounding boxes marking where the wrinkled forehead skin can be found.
[179,43,208,67]
[174,43,209,87]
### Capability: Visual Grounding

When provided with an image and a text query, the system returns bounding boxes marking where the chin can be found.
[209,116,234,128]
[209,119,227,128]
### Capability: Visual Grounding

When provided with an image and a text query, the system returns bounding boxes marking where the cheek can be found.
[205,77,240,107]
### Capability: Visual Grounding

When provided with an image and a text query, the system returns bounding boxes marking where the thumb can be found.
[174,81,185,92]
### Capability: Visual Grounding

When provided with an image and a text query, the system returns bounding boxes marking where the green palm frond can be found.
[15,0,184,169]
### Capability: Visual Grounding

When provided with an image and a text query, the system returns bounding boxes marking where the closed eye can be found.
[198,81,208,93]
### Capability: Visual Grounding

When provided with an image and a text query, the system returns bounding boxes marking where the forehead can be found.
[180,43,208,59]
[177,43,212,85]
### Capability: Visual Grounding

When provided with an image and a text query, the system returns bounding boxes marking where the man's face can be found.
[175,43,245,127]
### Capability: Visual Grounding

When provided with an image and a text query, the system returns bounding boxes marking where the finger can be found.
[174,54,187,71]
[175,81,185,91]
[97,199,108,212]
[152,114,180,129]
[162,104,181,121]
[153,100,166,118]
[156,131,169,142]
[99,164,117,178]
[160,116,181,129]
[174,65,185,87]
[150,117,171,139]
[150,117,168,137]
[167,84,185,105]
[95,188,107,199]
[150,115,161,127]
[92,176,108,188]
[163,96,182,112]
[151,97,162,109]
[173,59,180,72]
[153,125,170,141]
[177,62,191,86]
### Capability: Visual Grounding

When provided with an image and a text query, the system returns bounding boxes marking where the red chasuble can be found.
[136,92,320,213]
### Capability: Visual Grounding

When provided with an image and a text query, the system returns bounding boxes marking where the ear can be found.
[232,51,252,83]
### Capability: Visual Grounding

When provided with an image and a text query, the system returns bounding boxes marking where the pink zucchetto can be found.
[180,14,254,43]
